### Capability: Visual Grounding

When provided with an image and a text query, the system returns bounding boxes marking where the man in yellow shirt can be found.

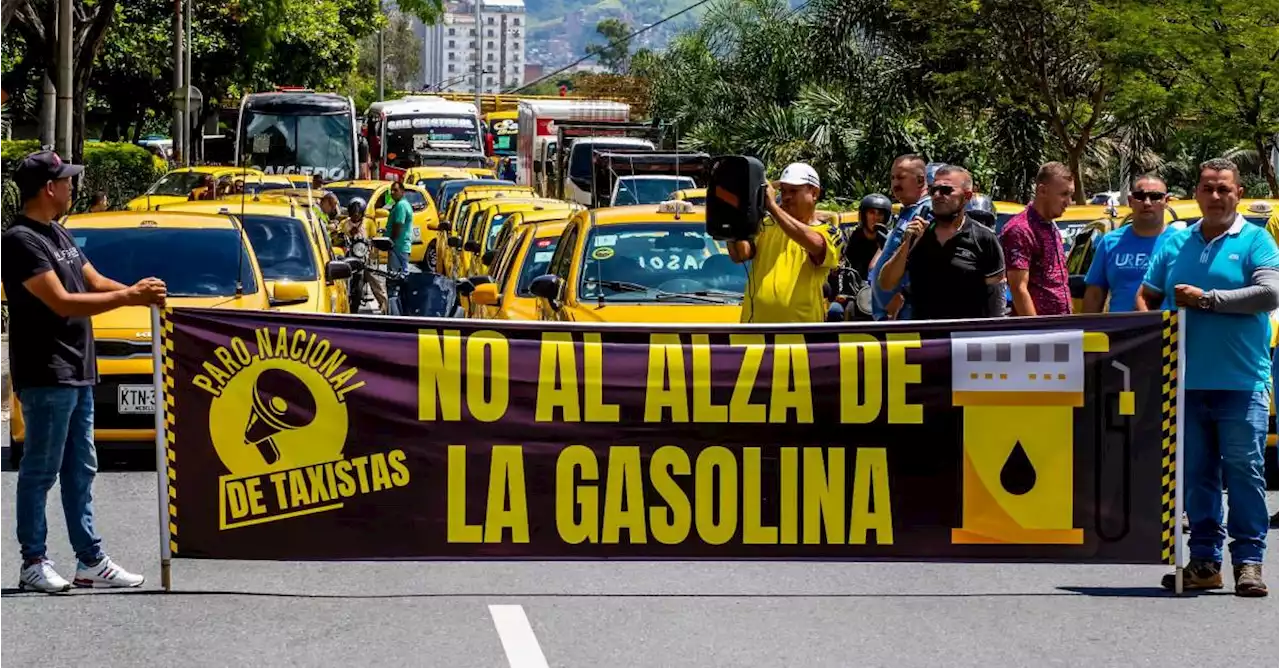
[728,162,841,322]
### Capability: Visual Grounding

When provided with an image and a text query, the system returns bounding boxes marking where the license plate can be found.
[412,226,422,241]
[117,384,156,414]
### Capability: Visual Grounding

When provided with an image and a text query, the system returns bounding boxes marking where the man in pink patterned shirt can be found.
[999,162,1074,316]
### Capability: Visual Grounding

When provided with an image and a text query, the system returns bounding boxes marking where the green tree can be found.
[585,18,632,73]
[1134,0,1279,194]
[359,9,423,92]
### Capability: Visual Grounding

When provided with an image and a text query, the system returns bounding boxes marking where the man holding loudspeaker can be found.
[727,163,842,323]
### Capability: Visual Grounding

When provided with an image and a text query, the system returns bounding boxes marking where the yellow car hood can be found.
[571,303,742,324]
[125,195,191,211]
[92,295,266,340]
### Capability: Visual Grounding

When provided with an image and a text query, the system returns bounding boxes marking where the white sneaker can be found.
[73,556,145,589]
[18,559,73,593]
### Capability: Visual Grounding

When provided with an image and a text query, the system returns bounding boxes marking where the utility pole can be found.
[171,0,184,165]
[473,0,482,109]
[499,14,507,90]
[185,0,192,165]
[377,28,385,101]
[55,0,72,157]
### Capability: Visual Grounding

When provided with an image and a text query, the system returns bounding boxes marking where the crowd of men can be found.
[736,154,1279,597]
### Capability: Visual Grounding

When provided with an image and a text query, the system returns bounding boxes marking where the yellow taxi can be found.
[405,166,475,202]
[125,166,266,211]
[485,208,587,274]
[6,211,273,463]
[437,185,536,274]
[529,201,744,323]
[322,180,440,268]
[157,198,353,314]
[992,200,1027,230]
[466,218,570,321]
[239,174,302,195]
[671,188,707,205]
[1057,204,1129,249]
[466,168,498,179]
[456,198,576,279]
[1168,198,1278,228]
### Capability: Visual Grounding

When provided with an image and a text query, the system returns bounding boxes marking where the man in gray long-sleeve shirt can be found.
[1138,158,1279,597]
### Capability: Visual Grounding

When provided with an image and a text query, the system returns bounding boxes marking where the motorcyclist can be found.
[827,194,892,321]
[343,198,388,315]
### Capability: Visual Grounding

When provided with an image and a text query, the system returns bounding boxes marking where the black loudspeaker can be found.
[706,155,767,241]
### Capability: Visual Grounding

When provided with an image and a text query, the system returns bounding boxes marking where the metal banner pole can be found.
[1174,308,1187,595]
[151,305,174,591]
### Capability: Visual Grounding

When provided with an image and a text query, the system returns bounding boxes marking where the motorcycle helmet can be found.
[966,194,996,228]
[347,197,367,219]
[858,193,893,227]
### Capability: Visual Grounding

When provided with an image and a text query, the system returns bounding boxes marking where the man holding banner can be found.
[1140,158,1279,597]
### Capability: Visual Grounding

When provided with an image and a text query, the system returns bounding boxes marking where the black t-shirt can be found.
[1,216,97,390]
[905,216,1006,320]
[842,224,888,279]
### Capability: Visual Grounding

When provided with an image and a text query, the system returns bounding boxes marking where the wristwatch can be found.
[1197,292,1214,311]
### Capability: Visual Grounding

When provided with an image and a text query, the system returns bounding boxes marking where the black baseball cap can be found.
[14,150,84,201]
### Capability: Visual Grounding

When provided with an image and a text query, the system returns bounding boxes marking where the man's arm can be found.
[83,262,128,292]
[765,199,827,265]
[1007,270,1036,316]
[1081,238,1110,313]
[1135,284,1163,311]
[876,232,912,291]
[1000,226,1036,316]
[1137,242,1172,312]
[23,271,163,318]
[1082,287,1108,314]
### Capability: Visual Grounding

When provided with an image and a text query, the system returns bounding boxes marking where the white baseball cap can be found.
[779,162,821,188]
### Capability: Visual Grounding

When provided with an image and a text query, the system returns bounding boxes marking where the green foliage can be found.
[358,9,424,92]
[584,18,632,73]
[1,140,167,229]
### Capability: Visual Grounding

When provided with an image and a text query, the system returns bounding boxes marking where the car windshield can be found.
[242,181,293,195]
[614,177,698,205]
[325,187,377,210]
[517,236,560,296]
[385,114,481,167]
[70,227,258,297]
[148,171,209,196]
[238,214,318,281]
[416,177,454,201]
[1243,216,1269,227]
[578,223,743,302]
[437,179,511,213]
[994,212,1016,233]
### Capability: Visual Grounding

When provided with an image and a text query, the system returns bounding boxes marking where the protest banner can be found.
[152,308,1179,572]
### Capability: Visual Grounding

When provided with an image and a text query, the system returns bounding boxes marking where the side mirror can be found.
[471,282,500,307]
[270,282,310,307]
[481,250,496,266]
[371,236,394,252]
[463,240,481,254]
[471,275,493,287]
[447,236,462,249]
[437,221,452,233]
[325,259,353,282]
[456,279,476,297]
[529,274,563,304]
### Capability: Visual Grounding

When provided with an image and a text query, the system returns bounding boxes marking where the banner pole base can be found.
[1175,567,1183,596]
[161,560,172,592]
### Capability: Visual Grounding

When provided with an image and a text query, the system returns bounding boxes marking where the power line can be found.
[511,0,817,94]
[509,0,718,93]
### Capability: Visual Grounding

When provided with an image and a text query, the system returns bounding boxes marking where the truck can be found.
[591,150,712,209]
[552,120,669,207]
[515,99,631,195]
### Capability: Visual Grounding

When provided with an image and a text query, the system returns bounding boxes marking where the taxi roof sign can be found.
[657,200,695,215]
[1248,200,1274,214]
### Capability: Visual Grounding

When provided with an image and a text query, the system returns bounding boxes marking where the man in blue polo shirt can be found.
[1139,158,1279,597]
[869,154,932,320]
[1082,174,1178,312]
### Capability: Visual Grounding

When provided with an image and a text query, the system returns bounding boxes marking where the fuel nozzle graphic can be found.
[243,368,317,465]
[950,330,1111,545]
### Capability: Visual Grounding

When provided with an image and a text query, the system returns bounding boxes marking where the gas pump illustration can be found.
[950,330,1136,544]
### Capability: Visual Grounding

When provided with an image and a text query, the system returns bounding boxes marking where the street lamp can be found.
[433,68,493,92]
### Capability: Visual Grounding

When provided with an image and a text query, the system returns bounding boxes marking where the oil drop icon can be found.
[999,441,1036,495]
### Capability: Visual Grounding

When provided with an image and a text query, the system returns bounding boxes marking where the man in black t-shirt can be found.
[2,151,166,593]
[875,165,1006,320]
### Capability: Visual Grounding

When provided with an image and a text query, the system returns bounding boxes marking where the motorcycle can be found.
[826,266,874,322]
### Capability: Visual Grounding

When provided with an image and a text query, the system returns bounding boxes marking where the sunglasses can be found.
[1131,190,1167,202]
[929,184,956,197]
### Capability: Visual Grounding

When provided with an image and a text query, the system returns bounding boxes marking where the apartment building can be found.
[415,0,527,94]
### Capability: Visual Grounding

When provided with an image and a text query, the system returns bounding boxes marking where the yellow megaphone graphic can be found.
[949,329,1127,545]
[244,368,317,466]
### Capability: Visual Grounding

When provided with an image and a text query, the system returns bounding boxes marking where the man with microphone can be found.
[727,162,842,323]
[875,165,1006,319]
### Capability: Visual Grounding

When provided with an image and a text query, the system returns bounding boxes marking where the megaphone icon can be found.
[243,368,316,465]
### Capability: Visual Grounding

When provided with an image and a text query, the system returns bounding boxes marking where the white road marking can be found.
[489,604,550,668]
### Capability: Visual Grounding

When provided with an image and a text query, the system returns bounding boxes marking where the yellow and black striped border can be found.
[1159,311,1177,564]
[160,307,179,556]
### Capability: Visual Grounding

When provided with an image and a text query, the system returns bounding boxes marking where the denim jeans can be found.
[1183,389,1270,564]
[387,248,408,316]
[15,385,104,564]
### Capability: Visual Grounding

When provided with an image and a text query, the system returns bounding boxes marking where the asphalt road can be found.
[1,326,1276,667]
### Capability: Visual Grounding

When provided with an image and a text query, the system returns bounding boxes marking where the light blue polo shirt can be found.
[1085,225,1179,312]
[1142,216,1279,391]
[869,197,931,320]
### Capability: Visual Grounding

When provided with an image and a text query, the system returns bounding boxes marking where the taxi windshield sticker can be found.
[591,247,615,260]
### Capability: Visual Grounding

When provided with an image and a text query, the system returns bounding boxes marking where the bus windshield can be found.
[385,114,481,167]
[239,94,356,181]
[490,118,518,156]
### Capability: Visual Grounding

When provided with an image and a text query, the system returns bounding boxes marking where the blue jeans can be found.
[1183,389,1270,564]
[387,248,408,316]
[15,385,104,564]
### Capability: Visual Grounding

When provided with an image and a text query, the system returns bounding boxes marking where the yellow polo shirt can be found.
[741,215,841,323]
